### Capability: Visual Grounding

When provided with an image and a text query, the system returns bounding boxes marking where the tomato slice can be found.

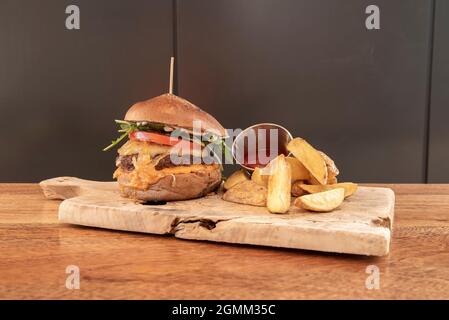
[129,131,197,149]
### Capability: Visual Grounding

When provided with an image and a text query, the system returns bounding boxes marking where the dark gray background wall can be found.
[0,0,446,183]
[177,0,432,183]
[0,0,173,182]
[428,0,449,182]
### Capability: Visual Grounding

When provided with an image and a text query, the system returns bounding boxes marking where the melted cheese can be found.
[118,140,172,157]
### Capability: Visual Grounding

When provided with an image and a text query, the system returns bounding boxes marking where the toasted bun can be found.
[125,93,226,137]
[118,167,222,201]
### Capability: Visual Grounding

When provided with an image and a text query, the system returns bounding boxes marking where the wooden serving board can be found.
[40,177,395,256]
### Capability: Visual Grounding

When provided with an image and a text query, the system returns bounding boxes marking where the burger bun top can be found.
[125,94,226,137]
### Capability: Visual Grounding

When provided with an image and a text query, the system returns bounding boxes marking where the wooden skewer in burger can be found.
[104,58,226,201]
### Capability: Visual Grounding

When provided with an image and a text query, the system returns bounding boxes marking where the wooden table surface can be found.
[0,183,448,300]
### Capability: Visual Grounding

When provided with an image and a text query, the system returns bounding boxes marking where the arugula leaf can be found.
[102,120,138,151]
[102,131,130,151]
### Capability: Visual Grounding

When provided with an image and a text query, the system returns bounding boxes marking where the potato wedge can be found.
[291,180,307,197]
[327,175,338,184]
[224,169,249,190]
[267,155,291,214]
[287,138,328,185]
[295,188,345,212]
[307,175,320,185]
[299,182,358,198]
[251,167,269,187]
[222,180,267,207]
[285,156,309,182]
[319,151,339,178]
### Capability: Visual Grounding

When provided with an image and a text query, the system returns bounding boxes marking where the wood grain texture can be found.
[40,177,118,200]
[41,177,394,256]
[0,184,448,299]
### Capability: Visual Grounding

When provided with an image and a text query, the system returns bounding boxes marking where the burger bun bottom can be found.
[117,168,222,202]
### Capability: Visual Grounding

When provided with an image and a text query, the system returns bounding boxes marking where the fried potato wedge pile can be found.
[222,136,357,214]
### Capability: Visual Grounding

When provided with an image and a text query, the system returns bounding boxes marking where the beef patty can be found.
[154,154,209,170]
[116,154,137,171]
